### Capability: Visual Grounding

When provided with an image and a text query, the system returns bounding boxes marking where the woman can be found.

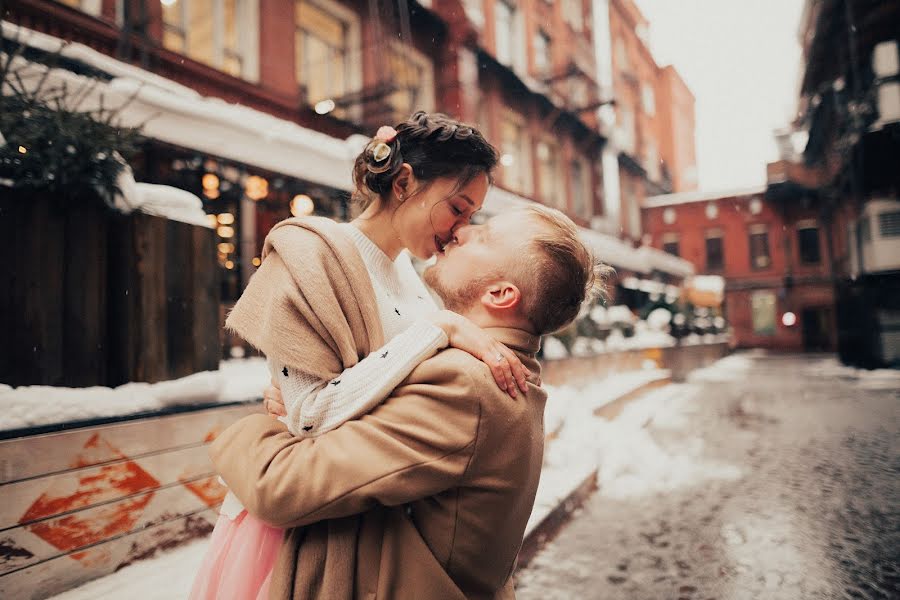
[190,112,529,600]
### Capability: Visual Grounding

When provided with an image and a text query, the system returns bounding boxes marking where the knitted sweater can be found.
[220,223,447,519]
[275,224,448,437]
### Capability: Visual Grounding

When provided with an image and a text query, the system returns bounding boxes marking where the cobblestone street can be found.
[516,353,900,600]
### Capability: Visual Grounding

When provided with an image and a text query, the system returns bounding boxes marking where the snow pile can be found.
[804,357,900,390]
[590,385,742,499]
[685,352,755,383]
[0,357,269,432]
[48,539,209,600]
[132,183,212,228]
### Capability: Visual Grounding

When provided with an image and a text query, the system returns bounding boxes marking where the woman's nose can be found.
[454,224,473,242]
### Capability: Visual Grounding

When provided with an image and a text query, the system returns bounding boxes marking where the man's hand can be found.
[263,376,287,417]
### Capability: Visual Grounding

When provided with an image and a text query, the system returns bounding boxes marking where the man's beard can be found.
[424,266,494,313]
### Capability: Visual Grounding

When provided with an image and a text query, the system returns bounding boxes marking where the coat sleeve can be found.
[210,364,481,529]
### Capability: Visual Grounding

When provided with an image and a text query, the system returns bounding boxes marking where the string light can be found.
[290,194,315,217]
[202,173,220,190]
[217,225,235,238]
[218,242,235,254]
[225,260,235,270]
[252,257,261,267]
[245,176,269,200]
[217,213,235,225]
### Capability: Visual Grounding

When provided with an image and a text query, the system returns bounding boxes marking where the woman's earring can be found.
[398,193,405,203]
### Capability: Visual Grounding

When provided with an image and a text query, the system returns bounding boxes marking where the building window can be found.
[641,83,656,116]
[798,224,821,264]
[615,36,629,71]
[751,291,777,336]
[562,0,582,30]
[618,107,636,154]
[162,0,252,78]
[662,233,679,257]
[296,0,359,117]
[538,140,562,209]
[645,140,659,182]
[534,30,551,77]
[705,229,724,271]
[495,0,521,68]
[500,114,532,195]
[570,157,591,219]
[462,0,485,28]
[749,225,771,269]
[59,0,101,15]
[386,42,435,123]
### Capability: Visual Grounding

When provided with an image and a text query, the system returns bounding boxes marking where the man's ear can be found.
[481,282,521,311]
[392,163,414,200]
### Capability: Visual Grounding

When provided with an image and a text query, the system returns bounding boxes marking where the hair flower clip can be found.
[375,126,398,142]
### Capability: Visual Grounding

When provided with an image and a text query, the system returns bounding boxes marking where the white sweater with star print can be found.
[273,223,449,438]
[220,223,448,519]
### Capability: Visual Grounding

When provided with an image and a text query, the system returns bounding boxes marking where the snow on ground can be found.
[48,539,209,600]
[45,360,724,598]
[0,357,270,432]
[803,356,900,390]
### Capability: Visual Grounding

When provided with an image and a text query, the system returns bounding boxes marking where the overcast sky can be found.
[634,0,806,191]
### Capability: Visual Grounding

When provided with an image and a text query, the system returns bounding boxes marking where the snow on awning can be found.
[484,187,653,275]
[636,245,695,279]
[3,21,363,192]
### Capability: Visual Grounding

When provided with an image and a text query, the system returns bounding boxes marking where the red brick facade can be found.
[643,189,838,351]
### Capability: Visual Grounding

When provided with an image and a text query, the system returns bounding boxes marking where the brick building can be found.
[594,0,697,245]
[643,186,836,352]
[4,0,695,304]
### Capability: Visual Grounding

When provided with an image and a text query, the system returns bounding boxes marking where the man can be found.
[210,205,604,599]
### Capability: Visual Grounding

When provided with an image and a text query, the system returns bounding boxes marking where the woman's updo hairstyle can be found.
[352,111,498,210]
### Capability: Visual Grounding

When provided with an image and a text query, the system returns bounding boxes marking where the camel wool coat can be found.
[210,326,546,600]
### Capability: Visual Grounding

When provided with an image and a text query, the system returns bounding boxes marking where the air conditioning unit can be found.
[872,40,900,129]
[859,198,900,273]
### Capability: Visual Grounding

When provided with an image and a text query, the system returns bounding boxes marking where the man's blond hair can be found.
[515,205,613,335]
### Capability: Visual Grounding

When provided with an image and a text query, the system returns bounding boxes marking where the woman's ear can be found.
[392,163,414,201]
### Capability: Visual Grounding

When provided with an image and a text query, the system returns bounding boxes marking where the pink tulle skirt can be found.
[189,509,283,600]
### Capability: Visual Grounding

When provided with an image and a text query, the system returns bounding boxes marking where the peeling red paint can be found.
[28,492,155,552]
[182,476,227,508]
[203,428,220,443]
[70,433,126,469]
[20,461,160,523]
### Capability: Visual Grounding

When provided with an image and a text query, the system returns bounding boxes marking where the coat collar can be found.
[483,327,541,356]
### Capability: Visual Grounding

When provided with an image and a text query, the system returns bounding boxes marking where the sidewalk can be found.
[47,367,672,599]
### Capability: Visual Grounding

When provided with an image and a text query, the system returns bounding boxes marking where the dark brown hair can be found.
[352,111,498,209]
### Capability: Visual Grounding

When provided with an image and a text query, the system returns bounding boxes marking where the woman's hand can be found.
[262,376,287,418]
[427,310,530,398]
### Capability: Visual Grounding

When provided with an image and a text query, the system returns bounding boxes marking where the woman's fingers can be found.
[263,384,287,417]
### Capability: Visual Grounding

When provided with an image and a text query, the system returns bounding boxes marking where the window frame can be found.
[749,224,771,270]
[161,0,259,81]
[705,228,724,271]
[797,220,822,265]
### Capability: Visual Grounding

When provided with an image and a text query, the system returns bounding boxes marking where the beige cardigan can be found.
[211,327,546,600]
[225,216,384,381]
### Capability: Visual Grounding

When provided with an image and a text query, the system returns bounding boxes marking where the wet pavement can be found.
[515,353,900,599]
